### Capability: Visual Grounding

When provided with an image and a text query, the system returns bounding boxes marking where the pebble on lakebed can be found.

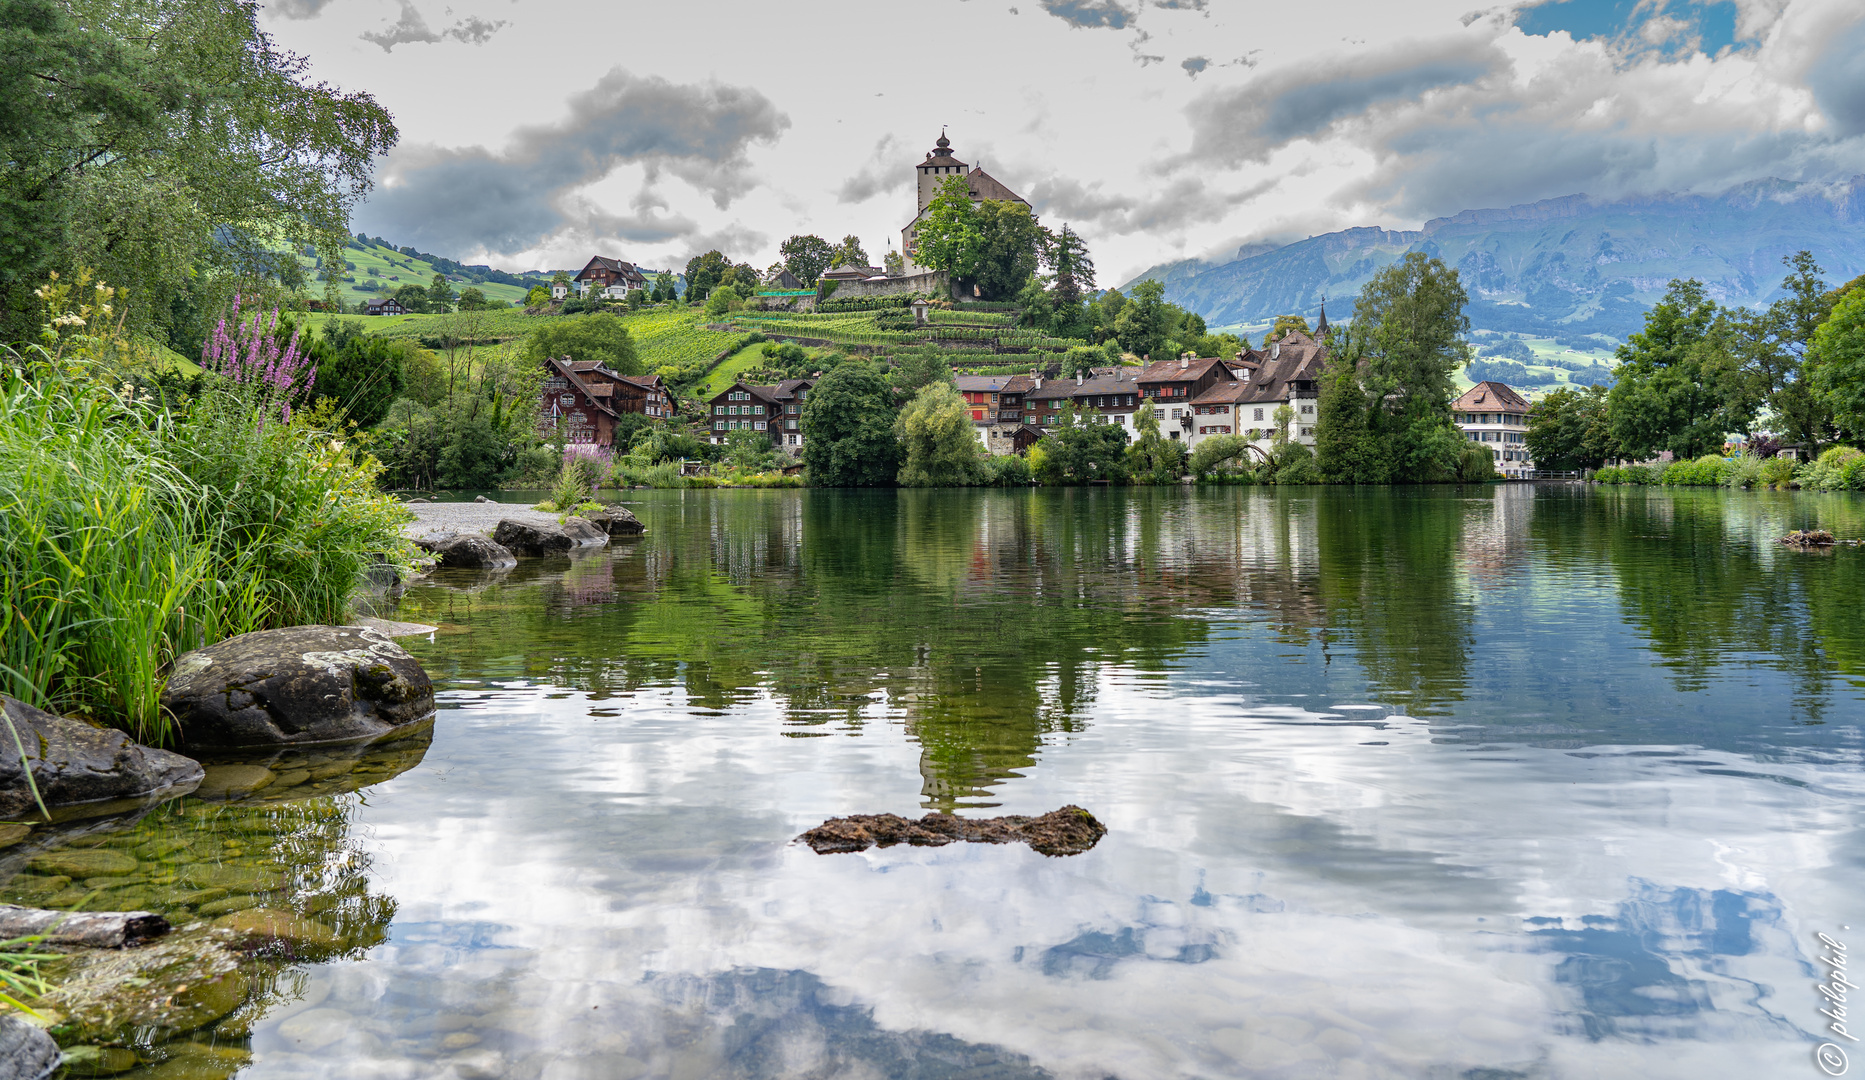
[799,805,1108,856]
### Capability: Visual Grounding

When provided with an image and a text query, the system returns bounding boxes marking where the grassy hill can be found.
[316,238,541,309]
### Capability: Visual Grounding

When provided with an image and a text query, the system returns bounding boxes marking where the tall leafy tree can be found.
[1126,402,1186,484]
[1741,251,1839,450]
[780,235,834,282]
[0,0,397,344]
[912,175,980,280]
[1314,352,1381,482]
[1044,224,1094,310]
[830,234,870,269]
[1353,253,1472,481]
[1524,385,1615,470]
[683,250,730,302]
[896,383,983,487]
[428,273,455,312]
[969,201,1046,300]
[1115,279,1175,360]
[801,360,900,486]
[520,315,640,374]
[1607,279,1755,460]
[1813,288,1865,443]
[650,271,676,303]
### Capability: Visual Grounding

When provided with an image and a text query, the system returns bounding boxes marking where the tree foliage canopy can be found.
[520,315,640,374]
[895,383,983,487]
[800,360,900,486]
[0,0,398,344]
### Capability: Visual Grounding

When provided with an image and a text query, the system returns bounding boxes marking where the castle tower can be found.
[1315,299,1329,338]
[915,131,969,215]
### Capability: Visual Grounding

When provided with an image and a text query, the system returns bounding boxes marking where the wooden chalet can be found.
[573,256,649,299]
[363,297,409,316]
[705,379,813,451]
[539,357,672,447]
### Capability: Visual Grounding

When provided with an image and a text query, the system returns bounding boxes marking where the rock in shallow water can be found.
[160,626,435,751]
[0,1013,59,1080]
[491,518,574,556]
[799,805,1107,857]
[582,506,644,536]
[412,533,517,569]
[558,516,610,546]
[0,697,203,820]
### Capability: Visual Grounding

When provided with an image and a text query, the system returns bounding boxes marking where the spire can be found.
[936,129,950,151]
[1315,298,1329,337]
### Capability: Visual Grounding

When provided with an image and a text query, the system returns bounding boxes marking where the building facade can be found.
[1453,381,1535,477]
[955,374,1034,454]
[572,256,649,300]
[705,379,813,451]
[539,358,673,447]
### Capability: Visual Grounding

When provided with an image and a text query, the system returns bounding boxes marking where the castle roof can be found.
[966,167,1027,206]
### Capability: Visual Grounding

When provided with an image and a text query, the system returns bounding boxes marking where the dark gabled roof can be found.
[574,256,648,283]
[1134,356,1232,385]
[955,375,1015,393]
[1453,380,1532,411]
[820,264,882,280]
[708,381,781,406]
[1026,369,1144,403]
[1227,339,1329,405]
[767,268,804,289]
[770,379,813,401]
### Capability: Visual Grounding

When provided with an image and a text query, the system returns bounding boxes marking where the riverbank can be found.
[400,501,566,543]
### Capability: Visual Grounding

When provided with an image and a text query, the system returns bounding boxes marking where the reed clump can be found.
[0,277,411,745]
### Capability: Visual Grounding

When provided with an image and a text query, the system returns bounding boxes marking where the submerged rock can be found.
[491,519,576,557]
[0,1013,59,1080]
[583,506,645,536]
[211,908,340,952]
[800,805,1107,857]
[41,927,248,1044]
[161,626,435,752]
[412,533,518,569]
[0,697,203,821]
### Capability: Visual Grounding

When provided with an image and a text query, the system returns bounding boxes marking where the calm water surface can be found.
[14,485,1865,1079]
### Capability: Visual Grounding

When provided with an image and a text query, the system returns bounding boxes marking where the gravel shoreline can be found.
[400,501,562,542]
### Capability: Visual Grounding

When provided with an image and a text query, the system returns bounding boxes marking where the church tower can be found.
[915,131,969,215]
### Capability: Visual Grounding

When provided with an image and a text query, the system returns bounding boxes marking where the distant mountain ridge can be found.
[1123,177,1865,341]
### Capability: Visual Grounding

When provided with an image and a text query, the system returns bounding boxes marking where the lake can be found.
[10,484,1865,1079]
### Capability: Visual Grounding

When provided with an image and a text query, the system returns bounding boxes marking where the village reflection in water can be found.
[11,485,1861,1079]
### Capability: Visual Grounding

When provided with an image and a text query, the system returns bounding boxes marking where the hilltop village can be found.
[507,133,1543,485]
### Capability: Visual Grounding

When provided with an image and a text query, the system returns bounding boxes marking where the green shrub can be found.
[1657,455,1724,486]
[1595,464,1658,485]
[1795,446,1865,491]
[983,454,1031,486]
[1457,443,1499,483]
[1723,453,1763,489]
[1759,456,1799,489]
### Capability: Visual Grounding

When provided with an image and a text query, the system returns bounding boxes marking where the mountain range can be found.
[1122,177,1865,342]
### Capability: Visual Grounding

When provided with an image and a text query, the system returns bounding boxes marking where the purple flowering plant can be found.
[201,294,318,424]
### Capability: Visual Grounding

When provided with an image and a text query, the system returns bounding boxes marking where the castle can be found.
[900,132,1031,273]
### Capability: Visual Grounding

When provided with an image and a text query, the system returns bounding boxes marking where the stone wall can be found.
[824,270,953,300]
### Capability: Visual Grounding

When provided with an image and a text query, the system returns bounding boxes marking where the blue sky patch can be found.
[1517,0,1743,57]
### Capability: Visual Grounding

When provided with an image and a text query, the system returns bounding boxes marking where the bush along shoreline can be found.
[0,276,413,746]
[1593,447,1865,491]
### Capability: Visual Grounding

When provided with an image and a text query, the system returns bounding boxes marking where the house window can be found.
[1300,427,1313,436]
[755,421,767,430]
[1300,405,1314,414]
[786,419,797,430]
[714,421,725,431]
[1253,408,1264,421]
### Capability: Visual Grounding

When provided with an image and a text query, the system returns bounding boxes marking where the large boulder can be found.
[0,697,203,820]
[0,1013,58,1080]
[584,506,645,536]
[161,626,434,751]
[492,518,574,557]
[413,533,516,569]
[559,516,610,546]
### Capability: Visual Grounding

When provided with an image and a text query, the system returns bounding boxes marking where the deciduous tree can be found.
[896,383,983,487]
[800,360,900,486]
[780,235,834,283]
[1607,279,1755,460]
[520,314,639,374]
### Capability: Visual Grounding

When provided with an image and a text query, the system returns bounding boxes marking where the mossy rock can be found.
[29,849,138,878]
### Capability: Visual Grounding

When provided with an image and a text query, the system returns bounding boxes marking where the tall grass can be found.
[0,286,411,745]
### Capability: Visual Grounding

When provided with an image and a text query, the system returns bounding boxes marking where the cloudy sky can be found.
[263,0,1865,283]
